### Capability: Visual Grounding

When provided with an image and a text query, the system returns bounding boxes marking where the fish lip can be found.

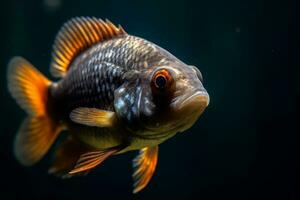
[178,90,210,110]
[169,90,209,134]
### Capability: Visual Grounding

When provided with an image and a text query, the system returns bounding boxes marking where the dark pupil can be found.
[155,75,167,88]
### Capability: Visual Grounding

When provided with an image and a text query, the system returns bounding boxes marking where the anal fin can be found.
[48,136,91,177]
[68,146,121,175]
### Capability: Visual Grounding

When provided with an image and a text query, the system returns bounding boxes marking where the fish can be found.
[7,17,209,193]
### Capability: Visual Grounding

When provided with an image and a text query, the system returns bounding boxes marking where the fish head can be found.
[113,61,209,138]
[147,62,209,134]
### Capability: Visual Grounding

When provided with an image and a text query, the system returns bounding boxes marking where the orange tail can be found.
[7,57,61,166]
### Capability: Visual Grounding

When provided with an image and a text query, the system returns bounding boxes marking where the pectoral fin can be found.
[69,147,120,174]
[132,146,159,193]
[70,107,116,127]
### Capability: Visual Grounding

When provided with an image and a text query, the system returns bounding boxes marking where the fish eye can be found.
[155,75,167,88]
[192,66,203,83]
[152,69,173,90]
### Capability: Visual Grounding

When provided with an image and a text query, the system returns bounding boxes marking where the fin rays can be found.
[48,137,90,177]
[7,57,61,166]
[14,117,61,166]
[70,107,116,127]
[132,146,159,193]
[69,148,119,174]
[7,57,50,116]
[50,17,126,77]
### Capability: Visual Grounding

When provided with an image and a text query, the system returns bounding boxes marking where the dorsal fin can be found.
[50,17,126,77]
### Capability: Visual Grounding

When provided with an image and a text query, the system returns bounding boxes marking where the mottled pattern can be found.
[114,75,155,125]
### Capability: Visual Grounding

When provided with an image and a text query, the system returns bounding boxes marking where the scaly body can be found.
[49,35,181,151]
[7,17,209,193]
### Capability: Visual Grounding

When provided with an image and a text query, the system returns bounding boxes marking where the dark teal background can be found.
[0,0,299,199]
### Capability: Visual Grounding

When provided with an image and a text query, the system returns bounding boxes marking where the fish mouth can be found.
[177,90,210,111]
[137,91,210,139]
[168,90,209,133]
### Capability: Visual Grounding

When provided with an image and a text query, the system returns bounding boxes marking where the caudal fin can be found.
[7,57,61,166]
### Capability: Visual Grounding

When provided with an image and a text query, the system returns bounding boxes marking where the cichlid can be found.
[7,17,209,193]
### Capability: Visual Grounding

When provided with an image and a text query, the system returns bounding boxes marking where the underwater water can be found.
[0,0,299,199]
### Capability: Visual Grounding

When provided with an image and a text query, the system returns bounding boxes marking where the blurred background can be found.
[0,0,299,199]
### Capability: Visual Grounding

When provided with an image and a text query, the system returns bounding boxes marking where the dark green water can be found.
[0,0,298,199]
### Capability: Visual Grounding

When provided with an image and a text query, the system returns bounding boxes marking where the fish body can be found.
[7,17,209,193]
[49,35,175,150]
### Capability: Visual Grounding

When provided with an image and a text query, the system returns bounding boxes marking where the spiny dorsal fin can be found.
[50,17,127,77]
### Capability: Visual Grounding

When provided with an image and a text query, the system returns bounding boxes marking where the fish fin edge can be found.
[48,136,91,177]
[132,146,159,194]
[50,17,127,77]
[69,107,116,127]
[14,116,61,166]
[7,56,61,166]
[7,56,51,116]
[68,147,120,174]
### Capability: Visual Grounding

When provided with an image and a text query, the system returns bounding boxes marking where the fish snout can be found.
[173,89,209,118]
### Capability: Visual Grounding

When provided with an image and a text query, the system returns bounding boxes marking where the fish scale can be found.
[53,62,123,112]
[72,35,170,71]
[50,35,175,119]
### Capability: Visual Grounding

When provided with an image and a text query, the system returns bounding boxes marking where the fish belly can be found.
[68,124,123,150]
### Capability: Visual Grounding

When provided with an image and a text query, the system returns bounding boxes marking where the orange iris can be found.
[152,69,173,89]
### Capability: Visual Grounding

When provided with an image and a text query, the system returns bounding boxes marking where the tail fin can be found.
[7,57,61,166]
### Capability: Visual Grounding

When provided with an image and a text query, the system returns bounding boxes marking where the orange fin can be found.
[68,147,120,175]
[48,137,91,177]
[50,17,126,77]
[7,57,50,116]
[132,146,159,194]
[70,107,116,127]
[14,117,61,166]
[7,57,61,166]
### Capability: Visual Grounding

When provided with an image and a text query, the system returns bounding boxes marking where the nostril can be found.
[191,65,203,83]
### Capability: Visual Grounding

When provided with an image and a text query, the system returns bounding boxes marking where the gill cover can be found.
[114,71,155,127]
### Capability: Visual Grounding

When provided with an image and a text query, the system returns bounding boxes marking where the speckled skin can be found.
[48,35,183,151]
